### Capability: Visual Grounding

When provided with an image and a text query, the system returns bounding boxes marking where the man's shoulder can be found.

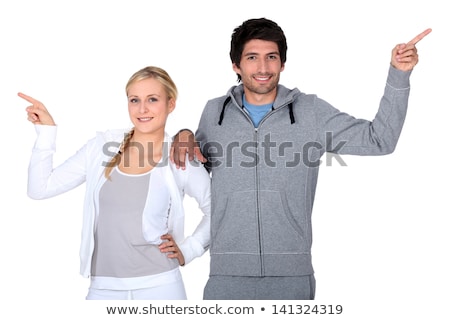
[275,85,317,107]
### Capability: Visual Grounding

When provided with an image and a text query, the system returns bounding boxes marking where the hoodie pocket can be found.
[211,190,260,254]
[259,190,308,254]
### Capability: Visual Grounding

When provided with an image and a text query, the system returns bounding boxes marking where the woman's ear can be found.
[168,98,176,113]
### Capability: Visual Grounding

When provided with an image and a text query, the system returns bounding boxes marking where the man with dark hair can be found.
[172,18,431,300]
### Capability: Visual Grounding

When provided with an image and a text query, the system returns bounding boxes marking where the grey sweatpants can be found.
[203,274,315,300]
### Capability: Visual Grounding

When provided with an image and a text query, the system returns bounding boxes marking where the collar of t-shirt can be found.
[242,94,273,127]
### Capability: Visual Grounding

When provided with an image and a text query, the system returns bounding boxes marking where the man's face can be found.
[233,39,284,104]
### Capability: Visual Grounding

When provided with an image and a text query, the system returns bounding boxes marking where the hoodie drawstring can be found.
[288,103,295,124]
[218,96,231,125]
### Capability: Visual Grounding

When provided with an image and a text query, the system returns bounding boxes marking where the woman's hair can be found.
[126,66,178,102]
[229,18,288,82]
[104,66,177,178]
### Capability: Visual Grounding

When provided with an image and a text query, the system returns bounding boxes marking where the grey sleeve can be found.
[316,65,412,156]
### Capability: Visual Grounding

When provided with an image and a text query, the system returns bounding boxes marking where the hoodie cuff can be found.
[387,64,412,90]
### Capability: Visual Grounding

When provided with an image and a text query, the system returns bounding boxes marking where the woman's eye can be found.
[130,98,138,103]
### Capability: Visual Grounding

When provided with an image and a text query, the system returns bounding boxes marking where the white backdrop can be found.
[1,0,448,319]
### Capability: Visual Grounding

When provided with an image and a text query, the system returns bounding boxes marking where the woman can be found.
[21,66,211,300]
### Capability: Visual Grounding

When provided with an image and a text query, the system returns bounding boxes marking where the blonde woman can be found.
[21,66,211,300]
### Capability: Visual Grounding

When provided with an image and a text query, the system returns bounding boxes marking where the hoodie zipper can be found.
[239,101,293,277]
[254,127,264,276]
[238,106,264,276]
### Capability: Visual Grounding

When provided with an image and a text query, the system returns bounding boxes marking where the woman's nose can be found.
[139,102,148,113]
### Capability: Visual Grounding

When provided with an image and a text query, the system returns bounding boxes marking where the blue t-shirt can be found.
[243,95,273,127]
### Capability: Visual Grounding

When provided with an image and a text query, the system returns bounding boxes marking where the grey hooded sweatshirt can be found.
[196,65,411,277]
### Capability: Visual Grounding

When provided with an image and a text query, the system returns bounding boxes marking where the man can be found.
[171,18,431,299]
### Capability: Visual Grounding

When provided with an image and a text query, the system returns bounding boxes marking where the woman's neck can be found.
[131,130,165,155]
[118,130,165,174]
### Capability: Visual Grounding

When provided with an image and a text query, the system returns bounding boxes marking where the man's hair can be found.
[230,18,288,81]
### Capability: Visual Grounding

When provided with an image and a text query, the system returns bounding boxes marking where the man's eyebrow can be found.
[243,51,280,56]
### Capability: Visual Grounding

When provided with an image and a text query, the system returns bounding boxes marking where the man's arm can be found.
[316,28,432,156]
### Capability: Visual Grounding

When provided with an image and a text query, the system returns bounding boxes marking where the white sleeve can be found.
[27,125,88,199]
[176,159,211,265]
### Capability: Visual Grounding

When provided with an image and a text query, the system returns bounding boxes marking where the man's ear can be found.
[232,63,241,74]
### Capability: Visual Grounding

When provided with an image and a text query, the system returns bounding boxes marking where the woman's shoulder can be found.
[95,128,131,142]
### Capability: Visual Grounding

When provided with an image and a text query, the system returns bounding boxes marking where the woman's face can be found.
[127,78,175,137]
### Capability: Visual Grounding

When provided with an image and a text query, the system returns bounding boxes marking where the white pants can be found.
[86,279,187,300]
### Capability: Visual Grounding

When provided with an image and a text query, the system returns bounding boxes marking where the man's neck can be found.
[243,88,277,105]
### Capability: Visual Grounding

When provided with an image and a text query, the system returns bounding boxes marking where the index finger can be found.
[407,28,432,45]
[17,92,39,104]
